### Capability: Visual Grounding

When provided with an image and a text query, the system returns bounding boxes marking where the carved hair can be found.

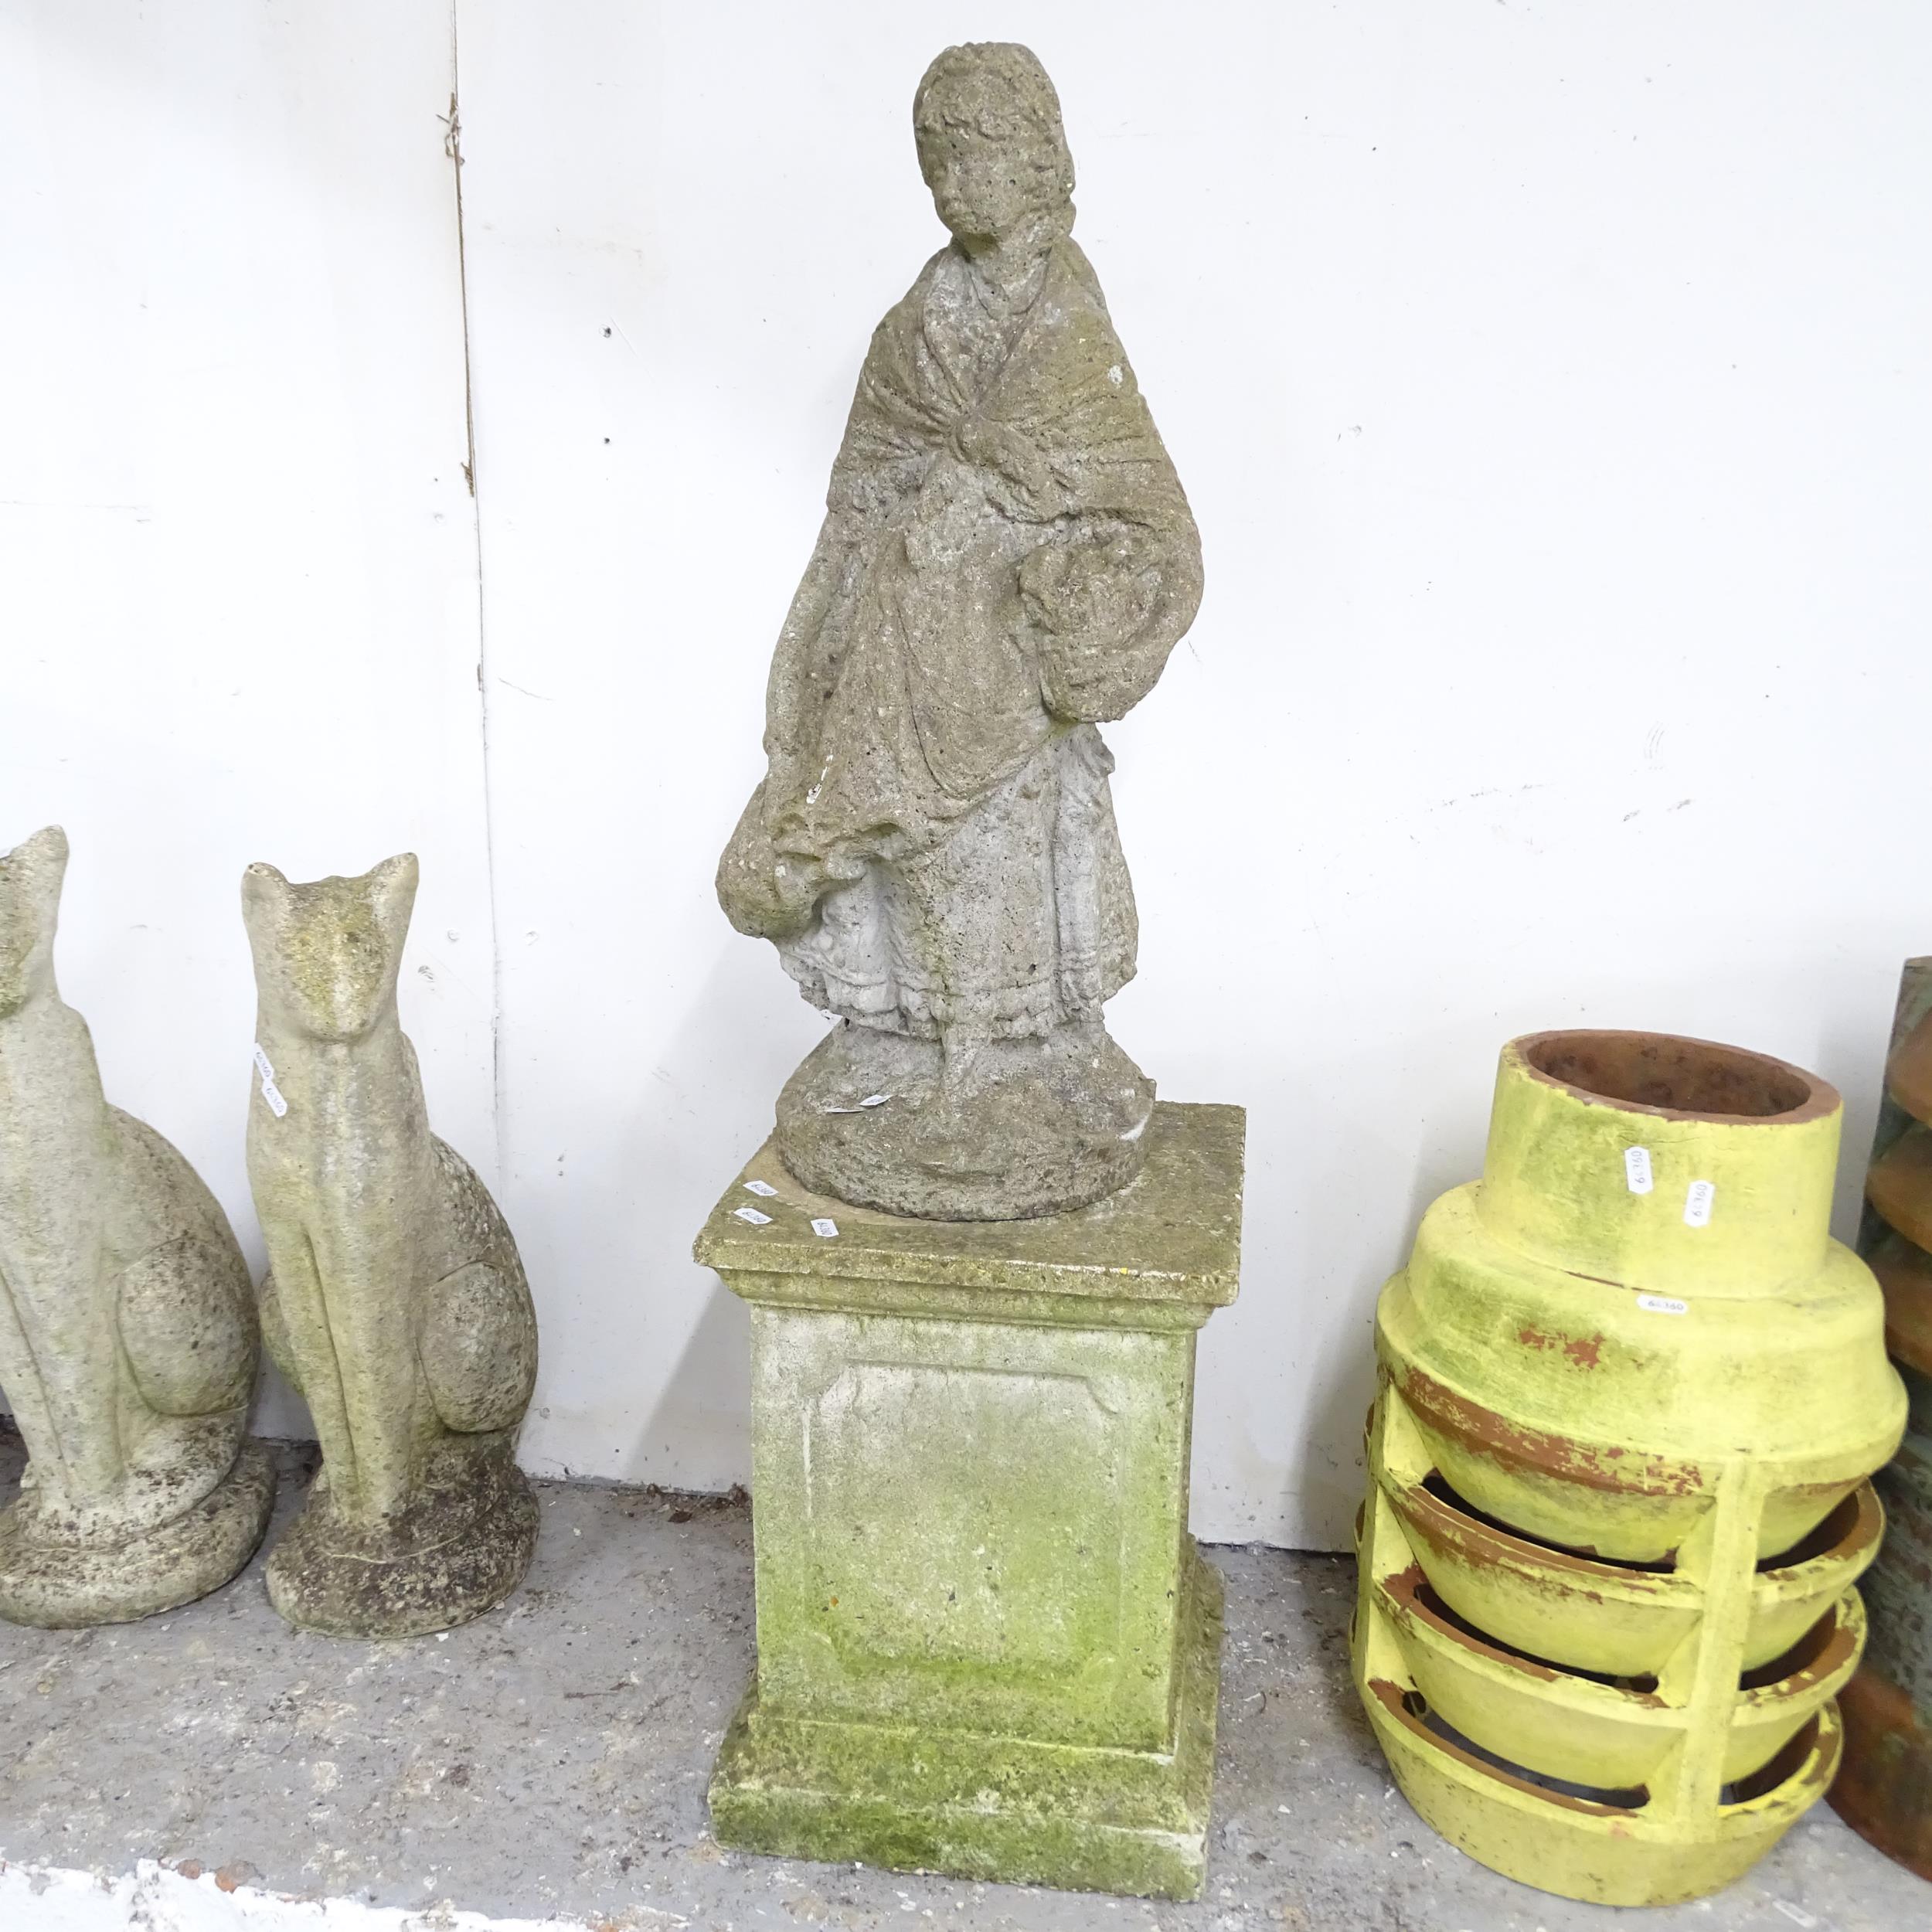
[913,42,1077,209]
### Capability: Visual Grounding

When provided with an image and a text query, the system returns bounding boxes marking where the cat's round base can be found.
[266,1438,537,1638]
[0,1440,275,1630]
[775,1019,1155,1221]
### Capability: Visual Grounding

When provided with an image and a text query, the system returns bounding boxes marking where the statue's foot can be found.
[265,1437,537,1638]
[775,1019,1155,1220]
[0,1440,275,1629]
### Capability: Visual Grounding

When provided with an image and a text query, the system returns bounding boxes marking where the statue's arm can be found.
[716,266,941,942]
[761,515,856,784]
[764,289,937,779]
[716,516,856,944]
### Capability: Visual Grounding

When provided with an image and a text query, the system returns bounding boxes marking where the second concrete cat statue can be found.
[241,852,539,1637]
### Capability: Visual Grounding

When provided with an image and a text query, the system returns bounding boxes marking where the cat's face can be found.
[241,853,419,1042]
[0,826,68,1019]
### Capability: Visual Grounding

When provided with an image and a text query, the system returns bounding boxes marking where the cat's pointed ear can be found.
[240,860,291,929]
[0,825,70,913]
[366,853,420,951]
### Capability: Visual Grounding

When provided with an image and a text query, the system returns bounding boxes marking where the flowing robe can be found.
[719,234,1202,1041]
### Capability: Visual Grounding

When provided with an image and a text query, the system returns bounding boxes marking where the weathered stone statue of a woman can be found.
[719,42,1202,1220]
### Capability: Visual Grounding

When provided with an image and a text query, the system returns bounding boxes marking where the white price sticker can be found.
[733,1206,773,1226]
[1682,1180,1716,1228]
[743,1179,778,1198]
[810,1217,839,1238]
[1623,1146,1654,1195]
[1637,1294,1689,1316]
[253,1043,287,1117]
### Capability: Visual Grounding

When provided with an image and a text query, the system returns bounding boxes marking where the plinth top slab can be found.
[695,1100,1243,1311]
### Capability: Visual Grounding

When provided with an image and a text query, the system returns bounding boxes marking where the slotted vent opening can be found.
[1422,1470,1677,1574]
[1739,1610,1840,1692]
[1721,1719,1821,1806]
[1411,1577,1661,1695]
[1398,1689,1650,1811]
[1758,1492,1862,1572]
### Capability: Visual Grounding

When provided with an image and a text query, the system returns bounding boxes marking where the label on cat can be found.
[743,1179,778,1198]
[1623,1146,1653,1194]
[253,1043,287,1117]
[810,1217,838,1238]
[1682,1180,1716,1228]
[1637,1294,1689,1316]
[733,1206,773,1226]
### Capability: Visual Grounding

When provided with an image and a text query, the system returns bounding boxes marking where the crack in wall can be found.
[442,9,508,1194]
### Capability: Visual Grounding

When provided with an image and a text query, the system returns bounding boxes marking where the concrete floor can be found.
[2,1432,1926,1932]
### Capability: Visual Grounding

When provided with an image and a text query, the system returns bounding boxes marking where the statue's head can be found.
[914,43,1074,253]
[0,825,67,1019]
[241,852,418,1043]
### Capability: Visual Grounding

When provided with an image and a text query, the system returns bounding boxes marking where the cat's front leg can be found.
[252,1220,369,1494]
[256,1265,303,1397]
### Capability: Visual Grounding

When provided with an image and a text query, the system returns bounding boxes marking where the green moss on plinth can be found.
[711,1543,1224,1899]
[693,1101,1244,1900]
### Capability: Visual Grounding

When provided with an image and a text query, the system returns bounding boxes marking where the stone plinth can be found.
[694,1101,1244,1900]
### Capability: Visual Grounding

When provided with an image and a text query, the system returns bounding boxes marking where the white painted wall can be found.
[0,2,495,1438]
[457,1,1932,1545]
[7,2,1930,1549]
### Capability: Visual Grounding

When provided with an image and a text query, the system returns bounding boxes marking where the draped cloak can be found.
[718,234,1202,1041]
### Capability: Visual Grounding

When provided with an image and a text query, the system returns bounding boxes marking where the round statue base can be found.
[0,1440,275,1630]
[774,1019,1154,1221]
[266,1437,536,1638]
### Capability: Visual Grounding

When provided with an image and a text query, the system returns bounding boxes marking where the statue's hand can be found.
[716,782,825,941]
[951,414,1058,513]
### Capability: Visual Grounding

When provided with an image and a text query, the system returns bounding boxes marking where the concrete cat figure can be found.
[242,852,538,1637]
[0,826,271,1628]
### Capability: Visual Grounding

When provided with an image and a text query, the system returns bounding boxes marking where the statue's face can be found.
[917,80,1061,247]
